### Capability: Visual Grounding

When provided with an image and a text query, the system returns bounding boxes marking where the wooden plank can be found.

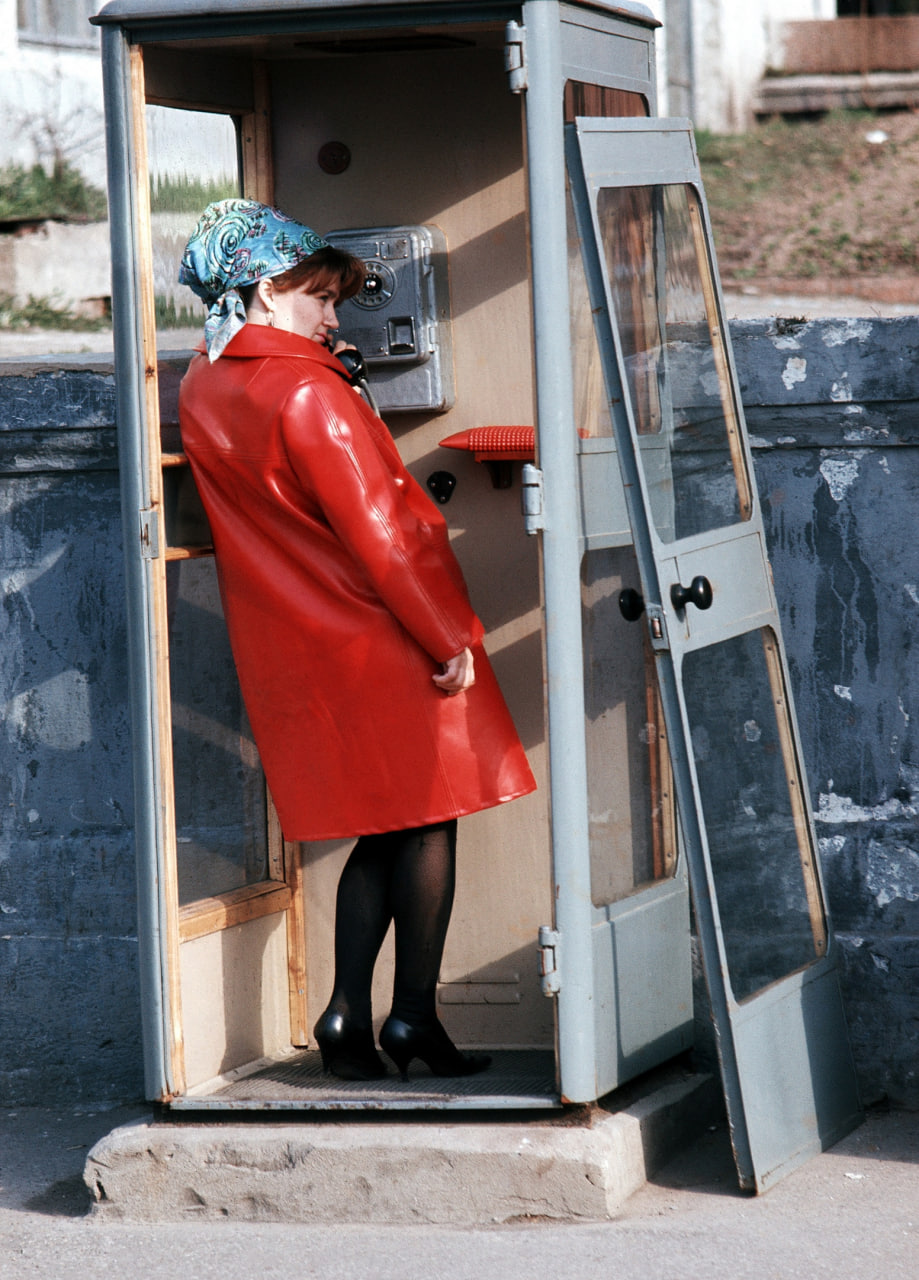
[687,193,752,523]
[164,545,214,561]
[241,62,274,202]
[179,881,292,943]
[779,15,919,77]
[760,628,827,958]
[283,832,311,1046]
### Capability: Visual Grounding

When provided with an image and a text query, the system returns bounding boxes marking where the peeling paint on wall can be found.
[816,790,916,824]
[781,356,807,390]
[822,319,873,349]
[4,670,93,752]
[866,840,919,907]
[818,453,861,502]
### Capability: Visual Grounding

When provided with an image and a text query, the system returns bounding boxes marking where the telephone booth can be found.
[95,0,860,1192]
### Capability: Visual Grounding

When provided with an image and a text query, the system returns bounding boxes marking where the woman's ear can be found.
[255,277,275,311]
[246,276,276,327]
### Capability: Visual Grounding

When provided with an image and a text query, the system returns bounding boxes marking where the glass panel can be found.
[563,82,649,123]
[582,547,677,905]
[596,182,752,542]
[682,628,826,1002]
[162,463,213,550]
[167,558,270,905]
[145,105,240,339]
[564,82,648,440]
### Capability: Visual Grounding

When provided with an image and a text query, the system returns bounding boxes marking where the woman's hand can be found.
[433,647,475,695]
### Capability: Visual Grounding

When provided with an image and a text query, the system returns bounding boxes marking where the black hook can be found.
[426,471,457,504]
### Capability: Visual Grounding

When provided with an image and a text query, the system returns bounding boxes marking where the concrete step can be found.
[83,1063,723,1224]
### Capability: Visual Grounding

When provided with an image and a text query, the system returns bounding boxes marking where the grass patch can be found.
[150,176,238,214]
[154,296,204,329]
[0,163,107,222]
[0,293,110,332]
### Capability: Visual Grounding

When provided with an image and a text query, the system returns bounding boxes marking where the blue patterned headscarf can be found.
[178,199,328,361]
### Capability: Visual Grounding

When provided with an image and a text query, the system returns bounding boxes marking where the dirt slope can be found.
[698,108,919,304]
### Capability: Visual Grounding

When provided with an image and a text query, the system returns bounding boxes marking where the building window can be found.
[17,0,98,48]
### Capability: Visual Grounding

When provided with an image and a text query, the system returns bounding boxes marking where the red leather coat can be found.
[178,326,536,840]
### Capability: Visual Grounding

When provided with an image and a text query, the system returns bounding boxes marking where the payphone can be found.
[97,0,859,1193]
[325,224,454,413]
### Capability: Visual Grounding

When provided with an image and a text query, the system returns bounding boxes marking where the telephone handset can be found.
[332,344,380,415]
[333,345,368,386]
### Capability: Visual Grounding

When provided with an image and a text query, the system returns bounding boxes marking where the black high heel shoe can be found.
[314,1010,387,1081]
[379,1015,492,1082]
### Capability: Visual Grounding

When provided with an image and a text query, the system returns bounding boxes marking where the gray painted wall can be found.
[0,356,141,1104]
[734,316,919,1109]
[0,319,916,1108]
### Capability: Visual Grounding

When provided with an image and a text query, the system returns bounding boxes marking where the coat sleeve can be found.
[279,375,485,664]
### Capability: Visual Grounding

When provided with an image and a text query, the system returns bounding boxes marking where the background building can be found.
[0,0,105,184]
[665,0,837,131]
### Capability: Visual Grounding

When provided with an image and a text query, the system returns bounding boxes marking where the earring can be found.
[267,310,275,328]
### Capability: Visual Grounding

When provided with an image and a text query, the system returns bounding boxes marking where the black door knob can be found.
[670,575,713,612]
[618,588,645,622]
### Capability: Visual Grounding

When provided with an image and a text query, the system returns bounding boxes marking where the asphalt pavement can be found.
[0,1102,915,1279]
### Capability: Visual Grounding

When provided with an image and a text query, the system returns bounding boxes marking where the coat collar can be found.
[214,324,349,378]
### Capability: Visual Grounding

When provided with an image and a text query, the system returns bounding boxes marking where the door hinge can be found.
[646,602,670,653]
[139,507,160,560]
[521,462,545,535]
[504,19,527,93]
[538,925,561,996]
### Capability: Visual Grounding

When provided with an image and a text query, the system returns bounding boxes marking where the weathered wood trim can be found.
[179,881,291,943]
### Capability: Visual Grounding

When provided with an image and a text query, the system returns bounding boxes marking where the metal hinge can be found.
[645,602,670,653]
[538,925,561,996]
[521,462,545,535]
[504,19,527,93]
[139,507,160,560]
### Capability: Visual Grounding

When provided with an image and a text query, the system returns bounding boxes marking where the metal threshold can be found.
[171,1047,560,1111]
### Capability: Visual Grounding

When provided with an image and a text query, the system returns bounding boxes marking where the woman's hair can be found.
[239,245,365,309]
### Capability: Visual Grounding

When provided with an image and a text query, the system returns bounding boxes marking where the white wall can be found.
[669,0,836,132]
[0,0,106,185]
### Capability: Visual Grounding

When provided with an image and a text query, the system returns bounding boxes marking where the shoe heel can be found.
[314,1009,386,1081]
[380,1015,491,1080]
[379,1019,412,1080]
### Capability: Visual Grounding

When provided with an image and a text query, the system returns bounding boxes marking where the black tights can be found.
[323,819,458,1030]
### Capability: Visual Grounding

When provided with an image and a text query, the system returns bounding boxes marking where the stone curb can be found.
[83,1070,722,1224]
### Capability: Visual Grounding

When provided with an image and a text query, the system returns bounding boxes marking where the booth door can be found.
[566,117,861,1191]
[564,166,693,1102]
[140,90,308,1098]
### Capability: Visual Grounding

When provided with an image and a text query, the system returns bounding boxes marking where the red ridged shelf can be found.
[439,427,535,488]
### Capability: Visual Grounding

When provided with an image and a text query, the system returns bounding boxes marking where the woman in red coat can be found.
[178,200,536,1082]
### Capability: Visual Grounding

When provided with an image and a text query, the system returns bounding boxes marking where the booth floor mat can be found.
[173,1048,560,1111]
